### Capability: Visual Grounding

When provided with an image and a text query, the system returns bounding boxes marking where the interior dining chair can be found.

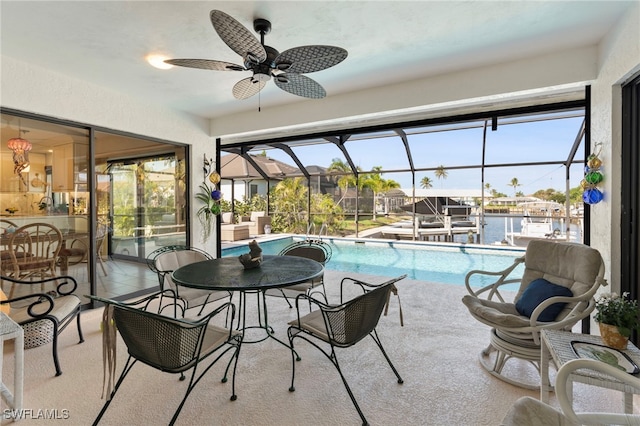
[57,236,88,276]
[90,291,242,426]
[266,239,332,308]
[501,358,640,425]
[95,222,109,276]
[1,219,19,292]
[57,220,108,277]
[0,218,18,233]
[0,275,83,376]
[287,275,406,426]
[462,239,606,389]
[3,222,63,298]
[146,245,231,316]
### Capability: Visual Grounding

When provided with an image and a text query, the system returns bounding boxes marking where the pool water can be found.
[223,237,525,287]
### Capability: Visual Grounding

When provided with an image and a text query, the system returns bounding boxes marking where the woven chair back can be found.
[279,241,332,264]
[148,246,212,292]
[114,305,204,373]
[323,283,392,347]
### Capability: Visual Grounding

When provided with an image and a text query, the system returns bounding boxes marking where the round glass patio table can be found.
[172,255,323,347]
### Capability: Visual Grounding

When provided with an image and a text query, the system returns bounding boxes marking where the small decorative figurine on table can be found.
[239,239,263,269]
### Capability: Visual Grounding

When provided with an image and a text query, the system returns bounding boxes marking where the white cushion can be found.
[221,212,233,224]
[250,211,265,221]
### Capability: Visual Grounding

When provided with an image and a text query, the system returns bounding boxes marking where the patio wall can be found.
[590,3,640,291]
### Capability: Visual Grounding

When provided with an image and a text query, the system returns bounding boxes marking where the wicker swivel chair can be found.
[288,275,406,425]
[146,246,230,316]
[266,239,332,307]
[0,275,83,376]
[462,240,606,389]
[91,292,242,425]
[501,359,640,425]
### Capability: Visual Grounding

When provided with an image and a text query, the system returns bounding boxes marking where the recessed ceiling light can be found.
[146,54,173,70]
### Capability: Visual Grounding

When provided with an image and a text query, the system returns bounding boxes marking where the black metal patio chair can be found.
[147,245,231,316]
[287,274,406,426]
[266,239,332,307]
[90,291,242,426]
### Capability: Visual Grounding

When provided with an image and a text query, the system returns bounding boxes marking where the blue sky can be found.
[256,113,587,197]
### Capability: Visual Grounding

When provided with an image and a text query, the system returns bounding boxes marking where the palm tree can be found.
[363,167,400,219]
[420,176,433,189]
[509,177,521,196]
[434,165,448,188]
[327,158,355,207]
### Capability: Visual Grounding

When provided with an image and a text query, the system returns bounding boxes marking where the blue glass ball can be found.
[583,188,604,205]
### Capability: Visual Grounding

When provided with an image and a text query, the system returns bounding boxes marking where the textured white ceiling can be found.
[0,1,632,119]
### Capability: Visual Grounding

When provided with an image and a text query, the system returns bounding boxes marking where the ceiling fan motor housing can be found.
[253,18,271,35]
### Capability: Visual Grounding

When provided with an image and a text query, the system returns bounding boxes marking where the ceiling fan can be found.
[165,10,348,100]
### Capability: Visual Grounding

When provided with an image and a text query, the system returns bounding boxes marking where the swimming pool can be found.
[223,237,525,287]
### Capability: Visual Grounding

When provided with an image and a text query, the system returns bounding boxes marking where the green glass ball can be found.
[585,171,603,185]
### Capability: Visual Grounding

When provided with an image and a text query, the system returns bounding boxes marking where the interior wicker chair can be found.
[3,222,63,298]
[57,221,109,277]
[95,222,109,276]
[266,239,332,307]
[146,246,231,316]
[501,358,640,425]
[287,275,406,426]
[1,219,19,292]
[0,275,83,376]
[90,292,242,425]
[462,239,606,389]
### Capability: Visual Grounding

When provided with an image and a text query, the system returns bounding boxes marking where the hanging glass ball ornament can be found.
[585,170,603,185]
[583,188,604,205]
[580,179,590,190]
[209,171,221,184]
[587,154,602,170]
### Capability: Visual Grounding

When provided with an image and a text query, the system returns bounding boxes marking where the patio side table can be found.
[541,329,640,413]
[1,312,24,421]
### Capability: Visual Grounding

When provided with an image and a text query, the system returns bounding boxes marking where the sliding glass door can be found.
[108,155,186,262]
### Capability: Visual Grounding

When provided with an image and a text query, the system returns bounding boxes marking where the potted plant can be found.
[594,292,640,349]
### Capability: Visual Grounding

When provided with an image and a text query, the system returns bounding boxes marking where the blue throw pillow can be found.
[515,278,573,322]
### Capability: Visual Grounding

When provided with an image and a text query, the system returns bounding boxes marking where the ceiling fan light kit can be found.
[165,9,347,100]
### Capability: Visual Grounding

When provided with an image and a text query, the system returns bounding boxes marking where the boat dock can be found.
[366,216,481,242]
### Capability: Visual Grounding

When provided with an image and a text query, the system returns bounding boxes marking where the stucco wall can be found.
[590,1,640,291]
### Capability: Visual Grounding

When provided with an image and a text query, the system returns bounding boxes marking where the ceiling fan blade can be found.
[275,46,348,74]
[232,76,267,100]
[274,73,326,99]
[210,10,267,64]
[165,59,245,71]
